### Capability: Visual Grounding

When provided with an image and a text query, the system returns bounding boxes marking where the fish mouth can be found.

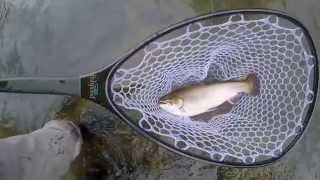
[159,98,168,105]
[159,102,168,108]
[159,100,165,105]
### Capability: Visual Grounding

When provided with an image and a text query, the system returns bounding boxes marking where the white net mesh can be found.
[110,13,315,164]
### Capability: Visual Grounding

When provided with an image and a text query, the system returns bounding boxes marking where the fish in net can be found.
[109,13,316,164]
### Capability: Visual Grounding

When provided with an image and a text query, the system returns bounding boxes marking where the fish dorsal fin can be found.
[205,107,218,113]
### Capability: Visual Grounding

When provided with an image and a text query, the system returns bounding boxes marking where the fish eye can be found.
[160,99,170,105]
[159,97,177,106]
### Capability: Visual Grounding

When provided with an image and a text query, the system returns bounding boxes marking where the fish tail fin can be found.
[245,74,259,95]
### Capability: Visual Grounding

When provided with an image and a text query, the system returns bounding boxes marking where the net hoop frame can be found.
[105,9,318,167]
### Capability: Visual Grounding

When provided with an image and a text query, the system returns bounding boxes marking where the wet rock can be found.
[55,97,91,123]
[0,120,82,180]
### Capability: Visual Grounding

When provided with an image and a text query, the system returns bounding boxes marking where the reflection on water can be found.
[0,0,319,179]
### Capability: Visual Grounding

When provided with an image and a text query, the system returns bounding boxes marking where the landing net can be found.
[110,13,316,164]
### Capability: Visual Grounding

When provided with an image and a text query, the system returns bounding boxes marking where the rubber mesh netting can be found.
[110,14,315,164]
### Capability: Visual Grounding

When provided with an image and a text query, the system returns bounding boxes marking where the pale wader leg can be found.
[0,120,82,180]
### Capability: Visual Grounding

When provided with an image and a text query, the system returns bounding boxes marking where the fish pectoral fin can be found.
[179,106,186,112]
[227,93,243,105]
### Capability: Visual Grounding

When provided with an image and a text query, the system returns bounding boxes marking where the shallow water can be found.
[0,0,319,179]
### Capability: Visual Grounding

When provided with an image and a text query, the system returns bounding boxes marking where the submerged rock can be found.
[0,120,16,138]
[218,165,295,180]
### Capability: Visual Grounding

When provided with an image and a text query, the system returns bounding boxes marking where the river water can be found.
[0,0,319,179]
